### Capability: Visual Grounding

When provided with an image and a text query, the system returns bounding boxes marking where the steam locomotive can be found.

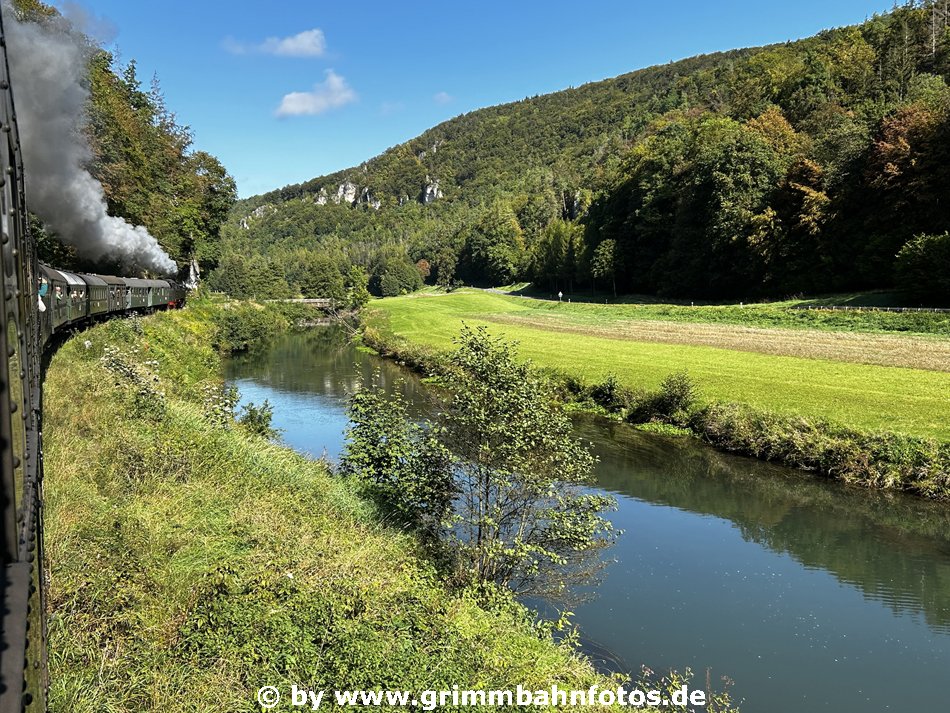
[37,262,186,341]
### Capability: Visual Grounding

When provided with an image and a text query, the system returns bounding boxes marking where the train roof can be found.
[39,264,171,288]
[91,274,126,286]
[39,264,66,282]
[79,274,108,286]
[58,270,85,287]
[126,278,170,288]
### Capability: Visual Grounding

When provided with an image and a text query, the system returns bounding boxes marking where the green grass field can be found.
[487,287,950,335]
[373,290,950,441]
[43,301,624,710]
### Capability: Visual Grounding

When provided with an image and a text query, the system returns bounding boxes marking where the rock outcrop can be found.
[359,187,381,210]
[335,181,358,205]
[422,175,443,204]
[239,204,270,229]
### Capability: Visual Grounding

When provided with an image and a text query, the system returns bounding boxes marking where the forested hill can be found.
[241,48,755,211]
[220,2,950,304]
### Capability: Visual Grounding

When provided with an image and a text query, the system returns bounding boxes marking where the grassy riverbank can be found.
[367,291,950,500]
[44,298,676,711]
[374,290,950,439]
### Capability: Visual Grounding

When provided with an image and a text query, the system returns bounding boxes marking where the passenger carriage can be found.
[37,263,186,338]
[79,274,110,317]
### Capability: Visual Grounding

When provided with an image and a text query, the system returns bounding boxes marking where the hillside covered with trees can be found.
[218,1,950,304]
[16,0,236,277]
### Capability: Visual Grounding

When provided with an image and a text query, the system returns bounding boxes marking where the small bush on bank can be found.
[339,386,455,535]
[237,399,280,439]
[627,371,698,426]
[589,374,637,413]
[345,327,617,601]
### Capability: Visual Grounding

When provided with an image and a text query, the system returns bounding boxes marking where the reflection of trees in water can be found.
[579,418,950,632]
[225,327,440,417]
[228,332,950,633]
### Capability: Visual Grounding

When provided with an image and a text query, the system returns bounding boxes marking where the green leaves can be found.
[896,232,950,303]
[340,385,455,534]
[342,326,617,602]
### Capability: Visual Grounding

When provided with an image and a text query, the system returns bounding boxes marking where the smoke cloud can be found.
[3,4,177,275]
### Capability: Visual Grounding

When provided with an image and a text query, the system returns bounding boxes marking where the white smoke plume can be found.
[3,4,177,275]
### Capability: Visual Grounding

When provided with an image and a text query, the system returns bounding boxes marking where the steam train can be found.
[37,262,186,341]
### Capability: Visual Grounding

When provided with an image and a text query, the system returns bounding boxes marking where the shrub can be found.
[379,271,403,297]
[896,232,950,304]
[589,373,636,413]
[340,386,455,534]
[628,371,698,425]
[238,399,280,439]
[344,327,618,599]
[212,303,281,353]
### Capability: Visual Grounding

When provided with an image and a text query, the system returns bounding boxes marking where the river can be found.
[225,328,950,712]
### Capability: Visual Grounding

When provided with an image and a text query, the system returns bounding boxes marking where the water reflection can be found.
[226,328,437,459]
[226,329,950,712]
[580,419,950,633]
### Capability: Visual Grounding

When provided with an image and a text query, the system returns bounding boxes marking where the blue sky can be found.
[56,1,896,198]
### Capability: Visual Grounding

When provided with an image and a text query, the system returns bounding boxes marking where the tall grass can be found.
[46,300,670,711]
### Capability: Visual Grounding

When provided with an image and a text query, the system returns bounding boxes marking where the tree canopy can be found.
[15,0,236,277]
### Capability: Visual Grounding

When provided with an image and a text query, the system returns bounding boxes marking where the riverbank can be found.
[365,293,950,500]
[43,298,681,711]
[227,325,950,712]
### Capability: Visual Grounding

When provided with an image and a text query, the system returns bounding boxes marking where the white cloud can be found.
[224,28,326,57]
[261,29,326,57]
[276,70,357,117]
[433,91,453,104]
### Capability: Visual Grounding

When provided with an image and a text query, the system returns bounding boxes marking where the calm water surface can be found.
[226,329,950,712]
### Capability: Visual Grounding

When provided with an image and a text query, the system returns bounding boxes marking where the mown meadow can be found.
[373,290,950,441]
